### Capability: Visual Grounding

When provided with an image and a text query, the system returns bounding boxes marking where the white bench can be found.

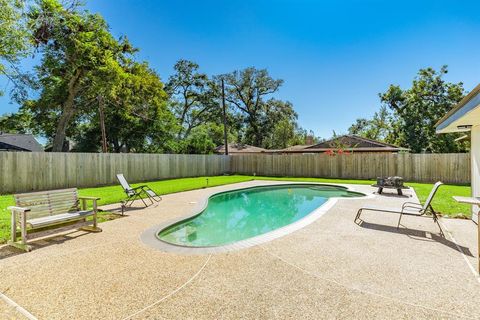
[8,188,102,251]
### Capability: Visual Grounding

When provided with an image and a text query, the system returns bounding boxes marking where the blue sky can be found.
[1,0,480,138]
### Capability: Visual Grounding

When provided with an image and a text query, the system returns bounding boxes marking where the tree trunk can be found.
[51,108,75,152]
[221,79,229,155]
[249,117,261,146]
[177,90,189,138]
[98,95,108,153]
[51,69,83,152]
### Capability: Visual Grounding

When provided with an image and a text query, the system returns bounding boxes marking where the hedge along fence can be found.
[0,152,230,194]
[0,152,471,194]
[230,153,471,185]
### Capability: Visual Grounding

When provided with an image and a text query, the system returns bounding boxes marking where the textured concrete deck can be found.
[0,180,478,319]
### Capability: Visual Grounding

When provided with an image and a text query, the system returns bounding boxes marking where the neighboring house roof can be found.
[0,133,44,152]
[280,144,313,152]
[215,136,407,155]
[436,83,480,133]
[278,135,408,153]
[215,143,268,154]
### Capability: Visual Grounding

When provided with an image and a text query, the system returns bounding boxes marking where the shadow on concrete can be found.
[100,201,160,215]
[357,220,473,257]
[0,212,127,261]
[0,230,91,261]
[373,192,412,198]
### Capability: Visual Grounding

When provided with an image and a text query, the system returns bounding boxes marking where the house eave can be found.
[436,83,480,134]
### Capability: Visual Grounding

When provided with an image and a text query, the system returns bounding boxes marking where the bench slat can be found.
[15,194,78,205]
[16,199,78,207]
[15,190,77,197]
[27,211,93,229]
[14,188,78,198]
[21,206,80,218]
[16,204,79,218]
[14,189,80,219]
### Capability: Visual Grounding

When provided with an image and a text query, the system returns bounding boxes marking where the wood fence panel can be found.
[0,152,470,194]
[230,153,470,184]
[0,152,230,194]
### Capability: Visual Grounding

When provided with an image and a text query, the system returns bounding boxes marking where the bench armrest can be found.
[78,196,100,211]
[78,196,100,201]
[8,206,30,213]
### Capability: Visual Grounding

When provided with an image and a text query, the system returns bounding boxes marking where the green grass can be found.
[0,175,471,244]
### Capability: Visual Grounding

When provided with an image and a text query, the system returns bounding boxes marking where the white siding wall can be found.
[471,125,480,223]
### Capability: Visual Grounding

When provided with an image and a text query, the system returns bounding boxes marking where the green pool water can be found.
[158,184,364,247]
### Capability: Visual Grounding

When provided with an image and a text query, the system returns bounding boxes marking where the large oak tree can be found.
[222,67,298,147]
[27,0,134,151]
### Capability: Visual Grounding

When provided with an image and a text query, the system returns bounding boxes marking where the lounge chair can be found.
[354,181,444,236]
[116,174,161,207]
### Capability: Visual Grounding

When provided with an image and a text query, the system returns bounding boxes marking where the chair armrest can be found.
[78,196,100,200]
[402,202,421,208]
[402,205,423,211]
[7,206,30,213]
[131,185,148,190]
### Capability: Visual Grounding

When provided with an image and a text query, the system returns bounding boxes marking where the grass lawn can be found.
[0,175,471,244]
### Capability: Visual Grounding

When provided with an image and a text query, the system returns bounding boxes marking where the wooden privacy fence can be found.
[230,153,470,184]
[0,153,229,193]
[0,152,470,193]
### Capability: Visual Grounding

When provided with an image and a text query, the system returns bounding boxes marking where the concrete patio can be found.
[0,180,478,319]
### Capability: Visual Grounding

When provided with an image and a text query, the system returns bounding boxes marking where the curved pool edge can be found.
[140,182,374,255]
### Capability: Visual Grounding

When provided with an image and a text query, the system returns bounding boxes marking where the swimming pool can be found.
[157,184,365,247]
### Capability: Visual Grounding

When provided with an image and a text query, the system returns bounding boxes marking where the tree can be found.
[26,0,135,151]
[263,119,306,149]
[380,66,466,153]
[181,124,218,154]
[73,61,176,153]
[0,108,36,134]
[166,60,218,138]
[348,106,393,141]
[257,99,305,149]
[0,0,30,93]
[222,67,291,146]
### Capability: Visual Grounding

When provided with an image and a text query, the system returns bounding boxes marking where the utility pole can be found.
[98,95,108,153]
[221,78,229,155]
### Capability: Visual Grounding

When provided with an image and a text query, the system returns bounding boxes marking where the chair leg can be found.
[431,212,445,237]
[151,194,162,202]
[146,189,162,202]
[125,193,140,207]
[140,187,156,205]
[436,220,445,237]
[125,196,134,207]
[146,192,154,205]
[139,194,149,207]
[354,209,363,223]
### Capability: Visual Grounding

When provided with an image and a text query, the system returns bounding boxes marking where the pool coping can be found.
[140,181,375,255]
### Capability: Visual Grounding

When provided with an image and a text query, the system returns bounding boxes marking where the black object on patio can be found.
[372,176,409,195]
